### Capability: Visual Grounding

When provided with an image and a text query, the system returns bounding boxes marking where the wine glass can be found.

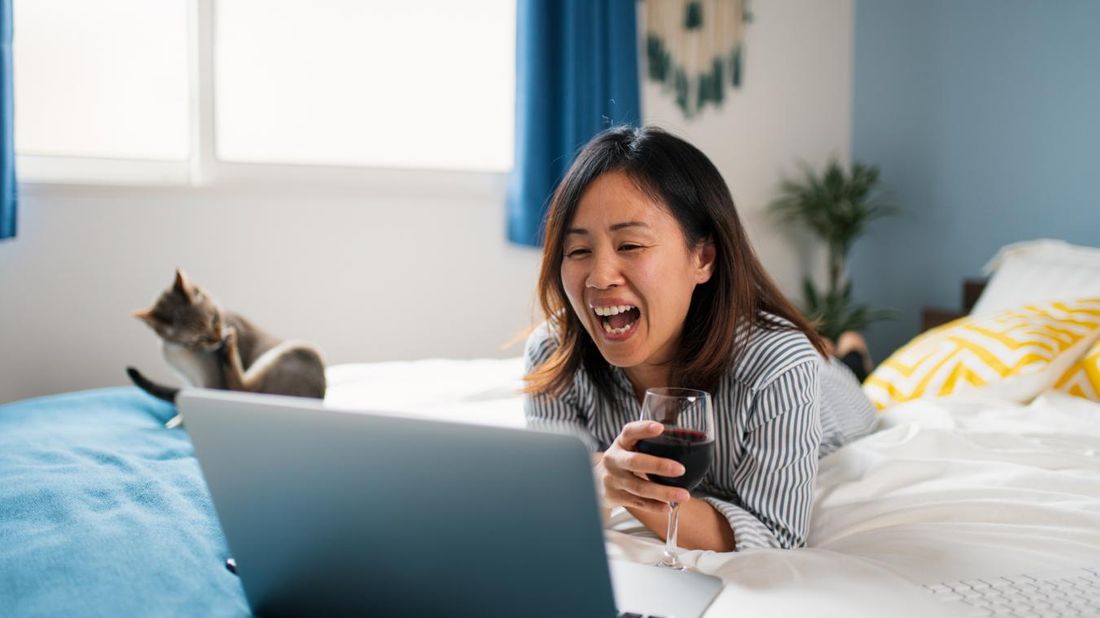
[636,387,715,570]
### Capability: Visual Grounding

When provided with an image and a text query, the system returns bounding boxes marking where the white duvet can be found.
[325,360,1100,616]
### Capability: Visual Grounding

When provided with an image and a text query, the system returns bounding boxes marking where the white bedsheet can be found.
[325,360,1100,616]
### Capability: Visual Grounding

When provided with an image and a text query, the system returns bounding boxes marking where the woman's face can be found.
[560,171,715,373]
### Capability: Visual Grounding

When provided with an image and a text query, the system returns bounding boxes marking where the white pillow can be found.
[970,239,1100,316]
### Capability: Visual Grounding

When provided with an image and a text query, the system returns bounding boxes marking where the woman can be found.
[523,126,878,552]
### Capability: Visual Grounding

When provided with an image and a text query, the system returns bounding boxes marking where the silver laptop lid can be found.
[180,388,618,617]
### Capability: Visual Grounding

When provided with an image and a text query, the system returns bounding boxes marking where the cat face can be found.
[134,269,224,351]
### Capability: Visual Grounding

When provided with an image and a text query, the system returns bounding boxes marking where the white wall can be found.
[642,0,853,296]
[0,0,852,403]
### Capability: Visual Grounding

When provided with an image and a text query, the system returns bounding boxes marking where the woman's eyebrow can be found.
[566,221,650,235]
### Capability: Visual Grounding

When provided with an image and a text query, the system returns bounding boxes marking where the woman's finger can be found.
[614,420,665,450]
[608,449,686,479]
[618,474,691,505]
[605,487,672,513]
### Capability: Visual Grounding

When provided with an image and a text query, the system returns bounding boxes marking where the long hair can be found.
[524,126,826,401]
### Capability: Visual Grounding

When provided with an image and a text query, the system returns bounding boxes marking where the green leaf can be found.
[768,158,898,339]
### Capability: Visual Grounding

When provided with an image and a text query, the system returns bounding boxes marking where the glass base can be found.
[655,551,687,571]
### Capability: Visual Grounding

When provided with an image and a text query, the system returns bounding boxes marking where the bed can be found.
[4,240,1100,617]
[4,360,1099,617]
[330,361,1100,617]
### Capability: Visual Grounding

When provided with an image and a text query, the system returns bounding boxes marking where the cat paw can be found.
[217,328,238,359]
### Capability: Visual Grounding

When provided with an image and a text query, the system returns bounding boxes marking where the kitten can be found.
[128,269,327,428]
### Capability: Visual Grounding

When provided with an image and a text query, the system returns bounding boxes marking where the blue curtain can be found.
[1,0,14,240]
[507,0,641,247]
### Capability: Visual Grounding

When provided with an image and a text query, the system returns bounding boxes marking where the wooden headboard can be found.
[920,279,988,332]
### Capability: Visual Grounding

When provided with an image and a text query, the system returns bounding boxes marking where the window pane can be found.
[13,0,190,160]
[216,0,515,172]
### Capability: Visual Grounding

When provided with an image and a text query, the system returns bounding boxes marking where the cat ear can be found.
[132,308,161,328]
[174,268,196,301]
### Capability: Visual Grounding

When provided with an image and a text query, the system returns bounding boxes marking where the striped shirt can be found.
[523,317,878,550]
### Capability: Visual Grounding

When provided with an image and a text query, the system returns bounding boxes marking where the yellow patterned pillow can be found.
[1052,339,1100,402]
[863,298,1100,410]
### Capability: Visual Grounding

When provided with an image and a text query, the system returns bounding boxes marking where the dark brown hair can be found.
[524,125,826,401]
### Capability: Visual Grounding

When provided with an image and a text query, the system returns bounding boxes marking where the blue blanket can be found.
[0,388,249,617]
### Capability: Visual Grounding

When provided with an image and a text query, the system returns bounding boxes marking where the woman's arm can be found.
[593,421,733,551]
[590,450,732,549]
[593,362,819,552]
[626,498,736,551]
[598,362,820,552]
[522,327,601,452]
[700,361,821,550]
[592,440,734,550]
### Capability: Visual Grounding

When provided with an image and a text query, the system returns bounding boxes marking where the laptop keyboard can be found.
[925,566,1100,617]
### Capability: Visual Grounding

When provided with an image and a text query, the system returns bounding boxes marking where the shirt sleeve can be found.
[817,357,879,457]
[522,325,600,454]
[700,360,821,550]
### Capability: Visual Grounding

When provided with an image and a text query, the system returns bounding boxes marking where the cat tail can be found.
[126,366,180,404]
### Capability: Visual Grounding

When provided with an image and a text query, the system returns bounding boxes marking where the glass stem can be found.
[662,501,680,567]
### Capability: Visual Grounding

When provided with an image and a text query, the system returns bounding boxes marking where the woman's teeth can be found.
[592,304,640,335]
[602,321,634,335]
[593,304,636,317]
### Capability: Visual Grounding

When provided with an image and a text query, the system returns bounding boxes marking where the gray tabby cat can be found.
[127,269,326,428]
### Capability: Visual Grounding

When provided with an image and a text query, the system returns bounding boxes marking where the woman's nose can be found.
[586,251,623,289]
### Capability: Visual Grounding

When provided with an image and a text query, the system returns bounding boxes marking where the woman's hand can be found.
[595,421,692,513]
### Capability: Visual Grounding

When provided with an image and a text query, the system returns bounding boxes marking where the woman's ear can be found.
[693,241,717,284]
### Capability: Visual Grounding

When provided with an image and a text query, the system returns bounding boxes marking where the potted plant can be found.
[769,159,897,342]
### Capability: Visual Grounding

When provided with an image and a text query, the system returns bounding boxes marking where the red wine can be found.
[635,428,714,490]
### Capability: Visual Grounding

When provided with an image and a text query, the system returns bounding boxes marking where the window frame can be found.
[15,0,512,192]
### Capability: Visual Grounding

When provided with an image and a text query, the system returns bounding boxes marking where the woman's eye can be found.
[565,248,590,258]
[619,243,643,252]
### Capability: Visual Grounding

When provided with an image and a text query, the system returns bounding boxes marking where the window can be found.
[216,1,514,172]
[15,0,191,161]
[14,0,515,184]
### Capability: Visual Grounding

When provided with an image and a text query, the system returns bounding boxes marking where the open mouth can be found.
[591,303,641,337]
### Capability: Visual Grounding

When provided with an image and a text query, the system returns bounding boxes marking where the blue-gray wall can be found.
[850,0,1100,360]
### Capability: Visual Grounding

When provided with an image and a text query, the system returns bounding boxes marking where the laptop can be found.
[180,389,723,617]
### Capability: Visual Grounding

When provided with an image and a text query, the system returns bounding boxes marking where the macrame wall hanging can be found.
[645,0,752,118]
